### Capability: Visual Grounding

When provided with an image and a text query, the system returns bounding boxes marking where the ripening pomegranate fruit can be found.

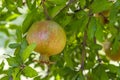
[26,20,66,63]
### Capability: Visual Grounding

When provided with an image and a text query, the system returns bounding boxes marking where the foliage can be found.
[0,0,120,80]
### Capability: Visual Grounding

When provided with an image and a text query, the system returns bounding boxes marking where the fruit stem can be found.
[41,0,51,20]
[40,54,50,63]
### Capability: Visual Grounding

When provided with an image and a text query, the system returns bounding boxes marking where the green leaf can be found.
[47,0,66,18]
[17,0,23,7]
[9,43,20,49]
[47,0,67,5]
[7,57,20,67]
[100,70,109,80]
[117,67,120,77]
[108,64,119,73]
[34,76,41,80]
[12,68,21,80]
[20,39,28,53]
[9,24,18,29]
[0,27,9,36]
[5,0,16,11]
[54,13,72,28]
[109,0,120,26]
[0,61,4,72]
[0,76,9,80]
[26,0,36,10]
[77,11,89,32]
[22,12,34,33]
[111,35,120,54]
[95,21,104,42]
[66,11,88,34]
[23,66,38,77]
[55,74,61,80]
[21,43,36,62]
[16,27,22,42]
[75,71,85,80]
[90,0,112,13]
[6,13,19,21]
[92,64,109,80]
[93,44,102,50]
[85,60,95,69]
[88,17,97,40]
[64,50,74,69]
[50,5,66,18]
[26,0,32,10]
[31,0,37,10]
[14,39,28,55]
[79,0,86,8]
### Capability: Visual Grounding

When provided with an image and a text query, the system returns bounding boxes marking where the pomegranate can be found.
[26,20,66,63]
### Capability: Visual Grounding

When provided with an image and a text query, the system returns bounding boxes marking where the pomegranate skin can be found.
[26,20,66,56]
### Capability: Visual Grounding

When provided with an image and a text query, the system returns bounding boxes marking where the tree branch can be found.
[80,13,92,71]
[41,0,51,20]
[80,30,87,71]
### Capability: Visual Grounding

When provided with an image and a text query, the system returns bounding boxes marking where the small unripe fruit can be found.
[101,10,110,18]
[94,10,110,24]
[26,20,66,63]
[103,41,120,61]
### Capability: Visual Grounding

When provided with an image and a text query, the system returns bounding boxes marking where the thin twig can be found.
[41,0,51,20]
[80,13,92,71]
[80,30,87,71]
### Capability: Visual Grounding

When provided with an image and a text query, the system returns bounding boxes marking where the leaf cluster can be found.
[0,0,120,80]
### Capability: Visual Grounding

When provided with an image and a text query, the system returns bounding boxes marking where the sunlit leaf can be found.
[90,0,112,13]
[21,43,36,62]
[47,0,67,5]
[16,27,22,42]
[0,61,4,72]
[12,68,21,80]
[22,12,35,33]
[50,5,66,18]
[0,76,9,80]
[79,0,86,8]
[23,66,38,77]
[7,57,20,67]
[6,13,19,21]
